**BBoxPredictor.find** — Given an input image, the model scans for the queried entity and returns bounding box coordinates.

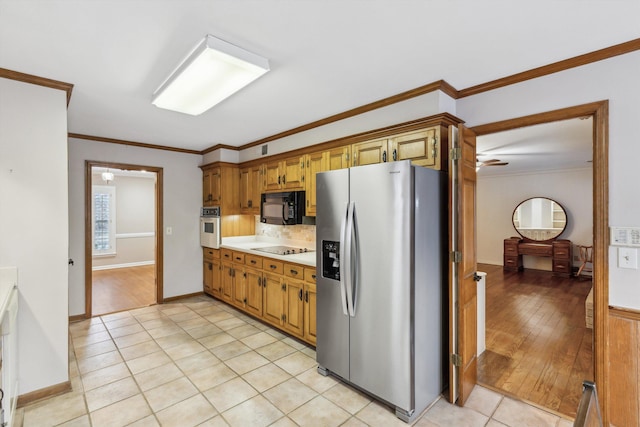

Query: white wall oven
[200,206,221,249]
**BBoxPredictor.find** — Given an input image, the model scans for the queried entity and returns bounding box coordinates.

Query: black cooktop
[252,245,314,256]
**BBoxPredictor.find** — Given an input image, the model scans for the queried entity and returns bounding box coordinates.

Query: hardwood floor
[477,263,593,418]
[92,265,156,316]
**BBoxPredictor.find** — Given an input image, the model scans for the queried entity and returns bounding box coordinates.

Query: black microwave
[260,191,306,225]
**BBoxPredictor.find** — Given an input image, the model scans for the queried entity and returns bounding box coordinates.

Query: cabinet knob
[290,269,298,275]
[382,150,387,162]
[393,149,397,161]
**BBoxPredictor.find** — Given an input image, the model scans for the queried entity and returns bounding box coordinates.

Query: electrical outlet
[166,227,172,236]
[618,247,638,269]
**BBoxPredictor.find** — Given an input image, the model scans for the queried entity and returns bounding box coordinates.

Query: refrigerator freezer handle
[338,202,350,316]
[345,201,356,317]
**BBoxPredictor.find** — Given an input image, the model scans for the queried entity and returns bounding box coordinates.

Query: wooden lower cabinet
[263,272,284,326]
[204,250,317,346]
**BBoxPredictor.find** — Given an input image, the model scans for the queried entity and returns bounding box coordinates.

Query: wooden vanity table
[504,197,572,277]
[503,237,572,277]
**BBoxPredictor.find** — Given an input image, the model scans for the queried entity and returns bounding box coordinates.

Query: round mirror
[512,197,567,241]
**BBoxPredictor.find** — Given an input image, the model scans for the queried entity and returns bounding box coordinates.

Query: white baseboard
[92,260,155,271]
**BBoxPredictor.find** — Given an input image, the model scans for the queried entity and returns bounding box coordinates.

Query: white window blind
[92,185,116,256]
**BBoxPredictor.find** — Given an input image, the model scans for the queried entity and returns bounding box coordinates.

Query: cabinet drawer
[553,244,571,259]
[504,256,521,268]
[553,261,571,273]
[246,254,263,269]
[304,268,317,283]
[203,248,219,260]
[221,249,233,261]
[504,245,518,256]
[232,251,246,264]
[284,263,304,279]
[264,259,284,274]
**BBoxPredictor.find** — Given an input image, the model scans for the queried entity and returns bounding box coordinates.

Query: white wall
[68,139,202,315]
[457,50,640,310]
[0,78,69,394]
[477,168,592,269]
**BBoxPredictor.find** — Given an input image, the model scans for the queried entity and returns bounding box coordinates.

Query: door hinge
[450,251,462,263]
[450,147,461,161]
[450,353,462,367]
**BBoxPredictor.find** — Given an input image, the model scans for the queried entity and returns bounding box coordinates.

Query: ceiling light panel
[152,35,270,115]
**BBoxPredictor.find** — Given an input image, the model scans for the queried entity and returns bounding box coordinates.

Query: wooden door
[250,164,262,213]
[211,258,222,297]
[305,151,325,216]
[327,146,351,170]
[221,261,234,303]
[283,278,305,336]
[232,264,245,309]
[264,161,281,191]
[352,138,387,166]
[449,124,478,405]
[239,167,251,213]
[390,128,438,168]
[304,282,317,345]
[263,272,283,326]
[245,267,263,317]
[202,169,212,205]
[210,167,222,205]
[282,156,305,190]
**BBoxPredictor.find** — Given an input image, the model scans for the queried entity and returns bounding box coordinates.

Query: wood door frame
[470,100,609,423]
[84,160,164,317]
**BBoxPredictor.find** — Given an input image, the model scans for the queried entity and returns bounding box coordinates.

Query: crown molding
[0,67,74,106]
[68,133,201,155]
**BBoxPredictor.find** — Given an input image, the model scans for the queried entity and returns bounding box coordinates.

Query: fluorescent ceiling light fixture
[152,34,270,115]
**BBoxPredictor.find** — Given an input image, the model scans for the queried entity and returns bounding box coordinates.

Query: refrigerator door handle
[345,201,356,317]
[338,202,350,316]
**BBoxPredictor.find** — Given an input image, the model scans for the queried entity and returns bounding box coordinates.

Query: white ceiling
[476,117,593,177]
[1,1,639,153]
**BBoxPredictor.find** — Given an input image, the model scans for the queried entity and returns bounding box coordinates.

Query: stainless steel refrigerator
[316,160,444,423]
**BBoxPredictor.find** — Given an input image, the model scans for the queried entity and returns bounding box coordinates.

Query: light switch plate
[166,227,172,236]
[618,247,638,269]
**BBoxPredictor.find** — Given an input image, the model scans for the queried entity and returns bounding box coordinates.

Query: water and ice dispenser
[322,240,340,280]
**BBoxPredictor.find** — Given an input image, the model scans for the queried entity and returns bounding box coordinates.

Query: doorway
[84,161,164,317]
[469,101,609,419]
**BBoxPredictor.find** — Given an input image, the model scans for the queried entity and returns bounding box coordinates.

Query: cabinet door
[264,161,281,191]
[282,156,305,190]
[232,264,245,309]
[211,258,222,297]
[305,151,325,216]
[283,278,305,337]
[203,260,213,295]
[210,167,222,205]
[221,262,234,303]
[245,267,263,317]
[239,167,251,213]
[327,146,351,171]
[250,164,262,214]
[390,128,439,168]
[263,272,283,326]
[304,282,317,345]
[352,138,387,166]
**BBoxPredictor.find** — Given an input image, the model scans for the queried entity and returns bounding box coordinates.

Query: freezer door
[348,161,414,411]
[316,168,350,380]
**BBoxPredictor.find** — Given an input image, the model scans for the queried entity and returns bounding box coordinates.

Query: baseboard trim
[69,314,87,322]
[163,292,204,303]
[17,381,72,408]
[92,261,155,271]
[609,305,640,321]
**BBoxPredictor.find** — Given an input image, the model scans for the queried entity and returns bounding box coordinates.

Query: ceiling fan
[476,158,509,170]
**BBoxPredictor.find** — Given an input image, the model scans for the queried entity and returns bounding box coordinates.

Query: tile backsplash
[254,216,316,244]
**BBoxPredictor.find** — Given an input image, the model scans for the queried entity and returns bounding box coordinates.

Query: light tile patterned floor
[15,296,575,426]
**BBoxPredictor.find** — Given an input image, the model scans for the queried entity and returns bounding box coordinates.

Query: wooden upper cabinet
[264,160,281,192]
[203,167,221,206]
[327,146,351,171]
[351,138,388,167]
[201,164,239,214]
[240,164,262,214]
[263,156,305,192]
[390,128,439,168]
[282,156,305,190]
[305,151,326,216]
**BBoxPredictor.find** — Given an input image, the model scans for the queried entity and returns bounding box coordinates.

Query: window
[92,185,116,256]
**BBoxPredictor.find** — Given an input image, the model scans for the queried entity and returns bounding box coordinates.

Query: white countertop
[220,236,317,267]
